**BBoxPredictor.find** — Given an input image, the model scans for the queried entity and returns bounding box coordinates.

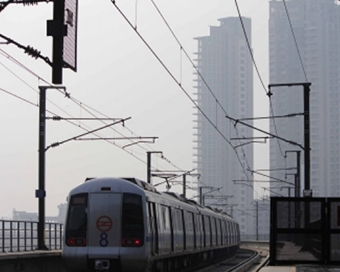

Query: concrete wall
[0,251,68,272]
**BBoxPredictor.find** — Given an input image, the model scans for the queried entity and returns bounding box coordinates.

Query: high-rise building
[193,17,254,238]
[269,0,340,197]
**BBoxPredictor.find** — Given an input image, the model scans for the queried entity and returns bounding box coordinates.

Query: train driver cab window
[122,193,144,247]
[65,193,88,246]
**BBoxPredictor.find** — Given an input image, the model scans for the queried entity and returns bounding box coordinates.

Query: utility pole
[147,151,162,184]
[37,86,48,250]
[268,83,312,197]
[199,186,203,205]
[37,86,67,250]
[37,86,127,250]
[183,174,186,198]
[256,202,259,241]
[286,150,301,197]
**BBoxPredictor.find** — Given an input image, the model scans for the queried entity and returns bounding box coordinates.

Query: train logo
[96,216,112,247]
[96,216,113,232]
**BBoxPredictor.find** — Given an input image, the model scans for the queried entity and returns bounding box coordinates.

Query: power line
[234,0,267,95]
[0,48,192,176]
[282,0,308,82]
[0,50,178,171]
[112,0,251,180]
[234,0,289,161]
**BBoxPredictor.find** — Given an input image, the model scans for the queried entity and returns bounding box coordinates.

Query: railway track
[195,245,269,272]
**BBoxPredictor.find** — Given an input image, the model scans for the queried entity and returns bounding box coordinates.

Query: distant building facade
[269,0,340,197]
[12,203,67,223]
[193,17,254,238]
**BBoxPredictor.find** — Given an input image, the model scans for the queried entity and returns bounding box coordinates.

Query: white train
[62,177,240,272]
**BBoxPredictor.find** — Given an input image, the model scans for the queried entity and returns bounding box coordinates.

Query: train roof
[81,177,235,219]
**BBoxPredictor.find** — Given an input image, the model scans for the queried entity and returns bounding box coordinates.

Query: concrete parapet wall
[0,251,68,272]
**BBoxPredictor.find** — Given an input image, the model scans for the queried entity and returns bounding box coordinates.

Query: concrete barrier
[0,251,68,272]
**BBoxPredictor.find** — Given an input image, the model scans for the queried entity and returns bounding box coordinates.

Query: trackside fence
[270,197,340,265]
[0,220,63,252]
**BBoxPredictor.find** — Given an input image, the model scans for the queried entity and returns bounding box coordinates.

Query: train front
[62,178,149,272]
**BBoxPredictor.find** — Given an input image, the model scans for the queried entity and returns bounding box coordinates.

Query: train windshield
[65,193,88,246]
[121,193,144,247]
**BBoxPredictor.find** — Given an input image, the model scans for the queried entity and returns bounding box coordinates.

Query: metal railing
[0,220,63,252]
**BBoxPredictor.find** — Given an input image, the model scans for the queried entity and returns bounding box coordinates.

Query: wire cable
[115,0,251,180]
[282,0,308,82]
[234,0,267,95]
[0,47,189,175]
[234,0,287,160]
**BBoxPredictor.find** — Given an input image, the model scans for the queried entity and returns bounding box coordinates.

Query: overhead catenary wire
[234,0,267,95]
[0,84,149,165]
[117,0,252,181]
[0,57,187,184]
[0,46,191,178]
[0,50,177,170]
[234,0,287,160]
[282,0,308,82]
[150,0,256,160]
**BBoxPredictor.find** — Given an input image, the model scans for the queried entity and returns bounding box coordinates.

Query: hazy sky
[0,0,269,218]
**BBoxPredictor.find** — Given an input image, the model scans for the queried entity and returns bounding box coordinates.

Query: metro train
[62,177,240,272]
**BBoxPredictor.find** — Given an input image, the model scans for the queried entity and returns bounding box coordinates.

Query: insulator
[24,46,40,59]
[51,142,60,148]
[52,116,62,121]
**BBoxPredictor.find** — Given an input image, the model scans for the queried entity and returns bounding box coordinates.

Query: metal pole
[303,84,311,195]
[199,187,203,205]
[256,202,259,241]
[297,151,301,197]
[147,152,151,184]
[268,83,311,196]
[37,86,47,250]
[146,151,162,184]
[183,174,186,198]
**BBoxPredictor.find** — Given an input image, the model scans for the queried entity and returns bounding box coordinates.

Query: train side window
[226,221,230,245]
[191,212,196,249]
[176,209,183,231]
[202,215,206,247]
[211,217,216,246]
[222,220,226,245]
[181,210,186,250]
[204,215,211,246]
[218,219,222,245]
[169,207,174,251]
[231,223,235,245]
[147,202,158,254]
[208,216,212,246]
[162,205,170,230]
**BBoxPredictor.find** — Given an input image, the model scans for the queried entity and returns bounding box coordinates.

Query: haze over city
[0,0,269,219]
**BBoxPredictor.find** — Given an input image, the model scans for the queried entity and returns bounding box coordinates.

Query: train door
[161,205,172,252]
[196,213,203,249]
[211,218,216,246]
[87,193,122,258]
[185,211,194,251]
[147,202,158,255]
[173,208,184,252]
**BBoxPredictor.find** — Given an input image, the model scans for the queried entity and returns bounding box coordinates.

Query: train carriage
[62,177,240,272]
